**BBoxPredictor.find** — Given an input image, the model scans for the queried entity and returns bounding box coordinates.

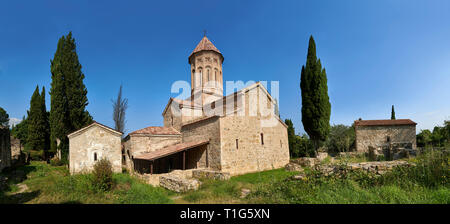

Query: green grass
[1,150,448,204]
[0,161,173,204]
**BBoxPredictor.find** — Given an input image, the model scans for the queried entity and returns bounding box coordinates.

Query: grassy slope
[1,151,448,204]
[0,161,173,204]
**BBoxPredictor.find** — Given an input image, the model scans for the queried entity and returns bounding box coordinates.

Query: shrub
[50,157,64,166]
[92,158,114,191]
[382,149,449,188]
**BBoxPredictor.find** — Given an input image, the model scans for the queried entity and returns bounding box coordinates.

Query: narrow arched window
[214,71,217,86]
[207,69,210,82]
[192,69,196,87]
[236,139,239,149]
[260,133,264,145]
[94,152,98,161]
[199,70,203,87]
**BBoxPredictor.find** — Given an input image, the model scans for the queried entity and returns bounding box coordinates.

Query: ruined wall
[10,136,23,161]
[69,125,122,174]
[181,116,221,170]
[0,127,11,172]
[218,86,289,175]
[355,125,417,152]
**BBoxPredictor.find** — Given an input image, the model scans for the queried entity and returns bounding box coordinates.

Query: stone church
[68,36,289,176]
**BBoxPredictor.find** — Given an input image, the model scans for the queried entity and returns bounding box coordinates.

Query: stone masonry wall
[69,125,122,174]
[219,86,289,175]
[181,116,221,170]
[355,125,416,152]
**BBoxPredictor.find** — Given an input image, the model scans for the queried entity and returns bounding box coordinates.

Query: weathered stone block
[285,163,304,172]
[192,169,230,180]
[291,157,318,167]
[159,175,200,192]
[316,152,329,162]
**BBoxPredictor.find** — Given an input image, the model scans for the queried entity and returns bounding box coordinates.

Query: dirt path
[13,183,29,194]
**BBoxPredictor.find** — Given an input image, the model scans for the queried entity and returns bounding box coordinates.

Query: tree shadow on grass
[0,190,41,204]
[61,200,83,204]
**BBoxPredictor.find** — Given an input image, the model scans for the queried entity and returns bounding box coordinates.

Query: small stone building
[0,126,12,172]
[354,119,417,152]
[68,122,123,174]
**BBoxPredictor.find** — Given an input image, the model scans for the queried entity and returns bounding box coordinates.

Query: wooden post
[183,150,186,170]
[206,147,209,168]
[150,161,153,175]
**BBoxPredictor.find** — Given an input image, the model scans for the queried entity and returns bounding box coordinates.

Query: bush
[92,158,114,191]
[49,157,64,166]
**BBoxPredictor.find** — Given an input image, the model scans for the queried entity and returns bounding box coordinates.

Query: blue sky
[1,0,449,135]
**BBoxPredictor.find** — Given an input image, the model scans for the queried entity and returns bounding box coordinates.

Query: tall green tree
[300,35,331,151]
[285,119,297,158]
[0,107,9,127]
[41,87,51,157]
[50,32,93,159]
[27,86,49,159]
[391,105,396,120]
[417,129,432,147]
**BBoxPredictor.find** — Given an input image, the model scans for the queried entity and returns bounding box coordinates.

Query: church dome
[189,36,224,63]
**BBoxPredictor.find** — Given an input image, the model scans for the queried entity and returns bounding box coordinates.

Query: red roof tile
[134,140,209,161]
[189,36,223,63]
[130,126,180,135]
[354,119,417,127]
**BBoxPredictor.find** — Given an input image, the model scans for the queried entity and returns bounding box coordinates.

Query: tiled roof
[133,140,209,161]
[172,98,202,108]
[189,36,223,62]
[67,121,122,138]
[354,119,417,127]
[129,126,181,135]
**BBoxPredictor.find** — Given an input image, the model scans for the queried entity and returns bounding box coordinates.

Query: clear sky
[1,0,449,135]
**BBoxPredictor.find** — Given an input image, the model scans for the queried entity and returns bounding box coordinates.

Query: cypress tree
[64,32,92,130]
[391,105,396,120]
[27,86,47,159]
[300,36,331,151]
[41,87,51,158]
[50,32,92,160]
[50,35,70,156]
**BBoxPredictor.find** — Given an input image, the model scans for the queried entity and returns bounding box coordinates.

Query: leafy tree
[11,115,28,145]
[50,32,93,159]
[432,126,444,147]
[326,124,355,153]
[0,107,9,127]
[26,86,49,159]
[417,129,432,147]
[300,35,331,151]
[297,134,316,157]
[391,105,396,120]
[112,85,128,134]
[444,120,450,145]
[285,119,297,158]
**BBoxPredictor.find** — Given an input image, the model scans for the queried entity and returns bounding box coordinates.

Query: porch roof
[133,139,209,161]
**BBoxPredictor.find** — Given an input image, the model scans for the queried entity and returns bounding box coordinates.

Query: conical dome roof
[189,36,223,63]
